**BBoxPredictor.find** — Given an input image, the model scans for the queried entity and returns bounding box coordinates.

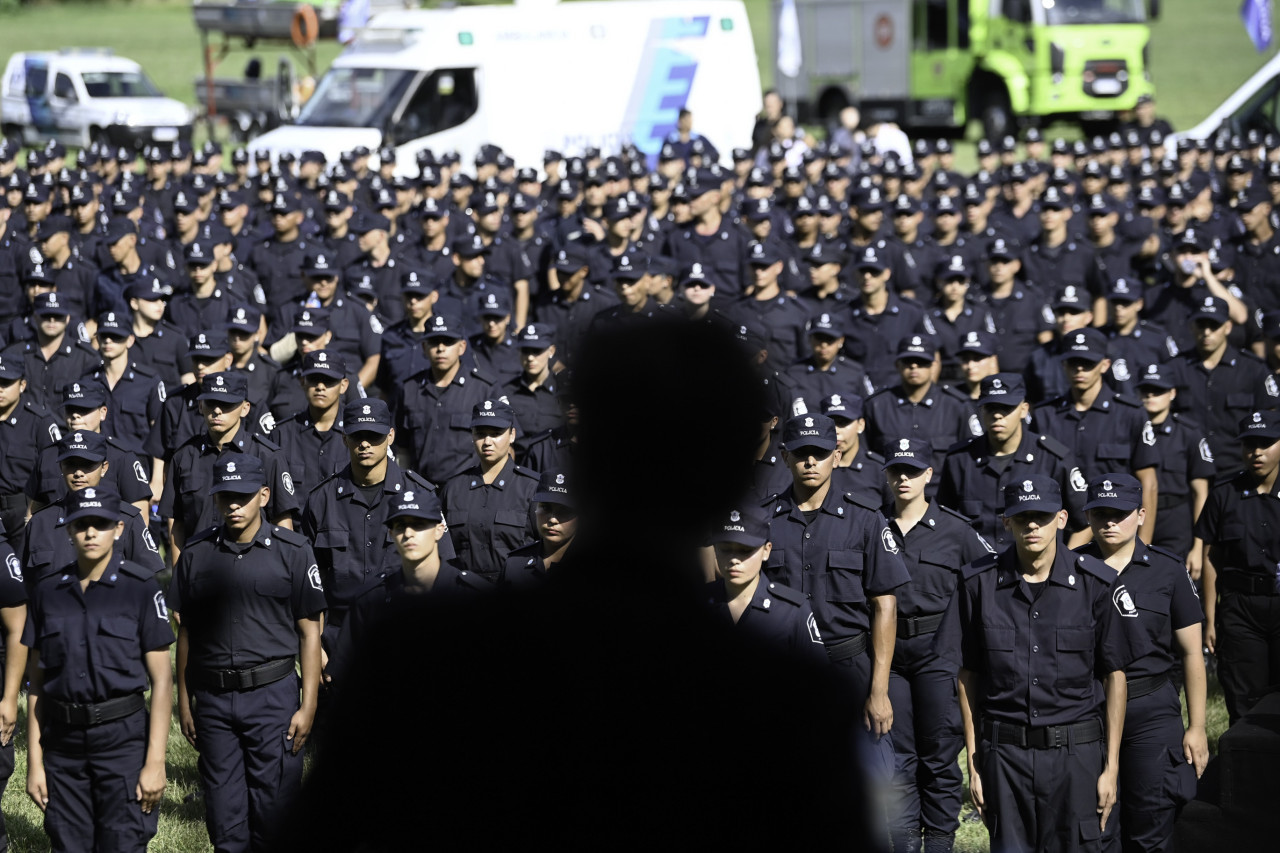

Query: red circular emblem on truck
[875,14,893,48]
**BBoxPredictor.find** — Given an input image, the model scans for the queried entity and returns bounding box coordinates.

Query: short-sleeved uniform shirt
[764,486,911,642]
[168,523,325,670]
[24,498,163,584]
[1074,540,1202,680]
[951,542,1147,726]
[1195,473,1280,581]
[23,557,173,704]
[705,576,829,667]
[160,428,300,532]
[0,536,28,655]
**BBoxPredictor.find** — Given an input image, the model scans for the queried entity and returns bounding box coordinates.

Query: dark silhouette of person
[278,320,876,850]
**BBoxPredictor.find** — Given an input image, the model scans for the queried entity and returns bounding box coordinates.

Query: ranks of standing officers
[0,115,1276,851]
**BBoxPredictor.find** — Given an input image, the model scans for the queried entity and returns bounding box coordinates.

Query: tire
[981,94,1012,142]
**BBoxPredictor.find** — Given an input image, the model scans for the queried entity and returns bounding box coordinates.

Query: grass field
[0,1,1256,850]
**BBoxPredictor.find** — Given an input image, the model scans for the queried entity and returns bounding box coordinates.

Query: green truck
[774,0,1160,138]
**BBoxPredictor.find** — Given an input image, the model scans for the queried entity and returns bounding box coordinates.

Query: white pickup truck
[1,49,193,151]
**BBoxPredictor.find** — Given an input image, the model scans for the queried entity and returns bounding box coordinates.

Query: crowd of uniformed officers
[0,103,1278,851]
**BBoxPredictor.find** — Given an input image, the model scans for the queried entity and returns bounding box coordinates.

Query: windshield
[296,67,414,128]
[1042,0,1146,25]
[81,71,163,98]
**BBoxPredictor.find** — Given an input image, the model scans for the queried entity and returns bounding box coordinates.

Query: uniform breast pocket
[763,547,787,583]
[1055,626,1096,688]
[1097,443,1131,465]
[449,413,473,432]
[982,625,1018,689]
[94,616,138,673]
[826,550,866,604]
[314,529,350,554]
[254,574,293,601]
[1135,590,1173,637]
[37,622,68,669]
[27,549,56,576]
[494,509,528,542]
[912,558,961,611]
[960,500,984,521]
[1226,392,1255,412]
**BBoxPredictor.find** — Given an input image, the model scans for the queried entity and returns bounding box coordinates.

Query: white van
[247,0,761,171]
[1169,52,1280,144]
[1,49,193,150]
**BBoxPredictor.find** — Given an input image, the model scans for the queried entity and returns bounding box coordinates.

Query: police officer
[330,487,490,686]
[301,398,440,659]
[170,453,324,853]
[938,373,1090,549]
[846,246,926,391]
[864,334,978,496]
[24,436,163,585]
[1134,364,1215,562]
[1077,473,1207,853]
[785,312,873,414]
[502,469,579,590]
[161,372,299,566]
[272,351,353,498]
[24,486,173,852]
[87,310,165,452]
[395,314,496,485]
[765,412,910,799]
[5,292,99,412]
[821,392,888,507]
[440,399,538,581]
[0,530,27,852]
[948,476,1145,853]
[125,276,187,392]
[1032,327,1160,537]
[882,438,994,853]
[27,379,153,516]
[500,323,562,454]
[0,352,60,542]
[705,505,827,664]
[1197,410,1280,724]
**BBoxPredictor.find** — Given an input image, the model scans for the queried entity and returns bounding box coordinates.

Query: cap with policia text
[977,373,1026,407]
[60,486,121,526]
[197,372,249,403]
[708,506,770,548]
[1003,475,1063,516]
[301,350,346,380]
[1083,473,1142,512]
[820,393,863,421]
[385,488,445,524]
[1237,410,1280,441]
[210,453,266,493]
[517,323,556,350]
[471,398,516,430]
[532,469,574,507]
[342,399,394,435]
[882,437,931,470]
[56,430,109,464]
[779,413,839,452]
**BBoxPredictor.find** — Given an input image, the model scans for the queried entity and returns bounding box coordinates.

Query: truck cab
[777,0,1156,137]
[1,50,193,151]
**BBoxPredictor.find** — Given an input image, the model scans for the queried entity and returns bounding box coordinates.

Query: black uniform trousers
[887,631,963,840]
[1215,586,1280,723]
[1118,680,1196,853]
[192,674,304,853]
[831,643,897,846]
[979,727,1119,853]
[40,707,157,853]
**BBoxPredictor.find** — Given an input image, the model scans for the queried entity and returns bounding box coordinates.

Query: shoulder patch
[766,582,806,608]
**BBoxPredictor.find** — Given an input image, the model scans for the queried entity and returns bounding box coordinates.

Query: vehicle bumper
[103,123,194,151]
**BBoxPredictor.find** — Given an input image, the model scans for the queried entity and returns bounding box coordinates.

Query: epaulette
[185,525,220,546]
[949,435,981,454]
[962,552,998,579]
[1072,550,1118,582]
[1112,393,1141,408]
[118,559,154,580]
[401,469,437,491]
[513,465,539,480]
[251,433,281,452]
[1037,433,1071,459]
[940,383,971,403]
[1146,543,1187,566]
[764,581,806,608]
[843,490,881,512]
[270,526,308,547]
[120,502,143,519]
[24,399,53,417]
[128,361,158,377]
[938,504,974,523]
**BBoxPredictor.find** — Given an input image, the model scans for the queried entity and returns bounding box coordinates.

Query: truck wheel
[982,95,1013,141]
[0,124,21,145]
[89,126,105,148]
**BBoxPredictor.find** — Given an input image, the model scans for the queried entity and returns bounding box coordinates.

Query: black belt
[898,612,945,639]
[983,717,1103,749]
[44,693,144,727]
[0,493,24,513]
[1127,673,1168,700]
[194,657,295,691]
[825,632,868,662]
[1218,572,1279,596]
